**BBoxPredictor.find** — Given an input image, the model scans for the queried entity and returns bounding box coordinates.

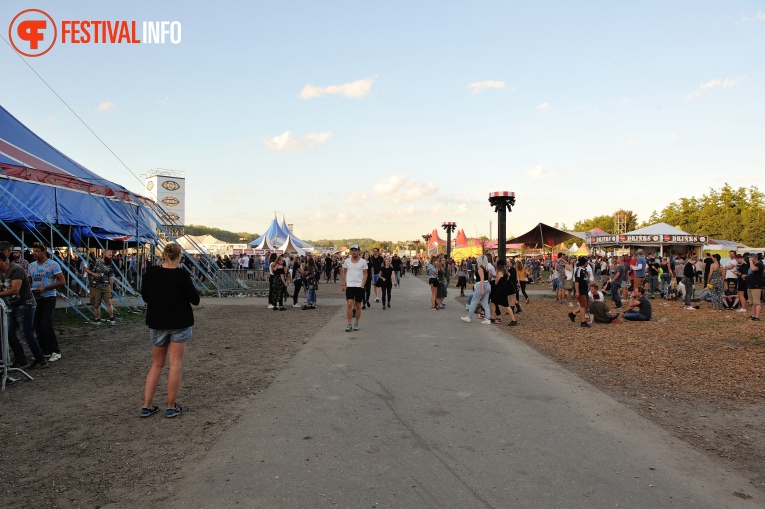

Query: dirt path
[1,303,337,509]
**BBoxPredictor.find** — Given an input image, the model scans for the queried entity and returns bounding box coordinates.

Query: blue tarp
[0,105,158,244]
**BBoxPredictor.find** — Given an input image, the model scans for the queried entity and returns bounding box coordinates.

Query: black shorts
[429,277,439,287]
[345,287,365,303]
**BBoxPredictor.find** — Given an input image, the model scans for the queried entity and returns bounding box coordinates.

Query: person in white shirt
[341,245,368,332]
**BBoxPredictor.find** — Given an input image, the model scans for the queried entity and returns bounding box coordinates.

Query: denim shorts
[150,327,193,347]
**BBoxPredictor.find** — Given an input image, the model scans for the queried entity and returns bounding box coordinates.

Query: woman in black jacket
[140,243,200,419]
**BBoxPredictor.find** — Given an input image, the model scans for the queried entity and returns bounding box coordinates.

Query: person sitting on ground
[588,284,604,303]
[722,281,740,309]
[666,280,686,301]
[588,292,620,324]
[697,284,715,303]
[623,286,652,321]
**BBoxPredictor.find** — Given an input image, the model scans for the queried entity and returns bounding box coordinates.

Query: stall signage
[662,234,707,243]
[589,234,707,244]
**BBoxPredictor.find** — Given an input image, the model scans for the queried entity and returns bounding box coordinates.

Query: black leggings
[364,279,372,303]
[381,283,392,305]
[518,281,528,300]
[292,280,303,305]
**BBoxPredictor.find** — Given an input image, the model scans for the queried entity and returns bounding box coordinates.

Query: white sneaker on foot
[293,304,301,308]
[48,352,62,362]
[268,304,274,309]
[460,316,472,323]
[737,308,747,313]
[685,306,697,310]
[480,319,492,325]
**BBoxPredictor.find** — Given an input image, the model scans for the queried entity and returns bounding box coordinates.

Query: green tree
[573,214,615,234]
[184,224,259,244]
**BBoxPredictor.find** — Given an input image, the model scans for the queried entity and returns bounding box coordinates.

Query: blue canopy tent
[0,105,157,246]
[250,213,314,252]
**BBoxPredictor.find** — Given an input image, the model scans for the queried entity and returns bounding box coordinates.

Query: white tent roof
[623,222,690,236]
[567,243,579,253]
[278,235,306,255]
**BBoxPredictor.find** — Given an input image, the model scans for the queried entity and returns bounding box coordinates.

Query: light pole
[488,191,516,263]
[442,222,456,260]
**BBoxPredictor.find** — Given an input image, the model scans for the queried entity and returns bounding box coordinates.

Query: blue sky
[1,1,763,242]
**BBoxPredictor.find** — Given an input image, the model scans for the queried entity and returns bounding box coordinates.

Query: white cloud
[526,164,556,180]
[619,137,641,149]
[686,77,739,100]
[468,80,506,95]
[619,98,630,106]
[300,77,375,99]
[97,101,116,112]
[158,96,170,106]
[263,131,332,152]
[536,102,551,112]
[756,12,765,20]
[372,175,437,204]
[346,192,368,206]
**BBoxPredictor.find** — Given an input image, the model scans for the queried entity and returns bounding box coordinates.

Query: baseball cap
[350,244,360,250]
[11,246,22,252]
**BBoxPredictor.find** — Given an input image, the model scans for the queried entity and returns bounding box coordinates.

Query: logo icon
[161,212,180,223]
[9,9,57,57]
[146,181,154,190]
[161,180,181,191]
[161,196,180,207]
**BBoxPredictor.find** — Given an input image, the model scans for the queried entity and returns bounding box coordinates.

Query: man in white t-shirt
[341,244,368,332]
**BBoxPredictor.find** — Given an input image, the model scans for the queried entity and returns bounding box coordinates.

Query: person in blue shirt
[29,243,66,361]
[632,249,647,291]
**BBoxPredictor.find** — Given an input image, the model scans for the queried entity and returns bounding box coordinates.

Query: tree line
[568,184,765,247]
[184,224,260,244]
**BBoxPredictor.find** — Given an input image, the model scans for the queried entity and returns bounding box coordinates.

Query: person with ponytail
[140,243,200,419]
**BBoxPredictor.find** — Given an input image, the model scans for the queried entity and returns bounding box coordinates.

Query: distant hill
[184,224,259,244]
[306,238,393,252]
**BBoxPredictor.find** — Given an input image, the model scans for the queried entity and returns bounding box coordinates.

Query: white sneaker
[737,308,747,313]
[685,306,697,310]
[568,302,574,307]
[293,304,301,308]
[48,352,62,362]
[460,316,472,323]
[480,319,492,324]
[268,304,274,309]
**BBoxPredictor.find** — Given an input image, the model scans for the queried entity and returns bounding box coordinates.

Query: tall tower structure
[144,169,186,239]
[613,211,627,235]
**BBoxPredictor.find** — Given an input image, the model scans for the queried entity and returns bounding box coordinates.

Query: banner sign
[589,234,707,244]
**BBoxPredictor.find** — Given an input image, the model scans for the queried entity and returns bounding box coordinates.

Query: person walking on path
[461,255,492,324]
[341,244,368,331]
[302,257,319,310]
[436,258,448,309]
[491,260,517,326]
[378,258,394,309]
[370,248,384,303]
[391,254,402,288]
[568,256,591,327]
[515,260,529,304]
[362,251,373,309]
[140,243,200,419]
[28,242,66,361]
[427,256,440,310]
[456,260,467,296]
